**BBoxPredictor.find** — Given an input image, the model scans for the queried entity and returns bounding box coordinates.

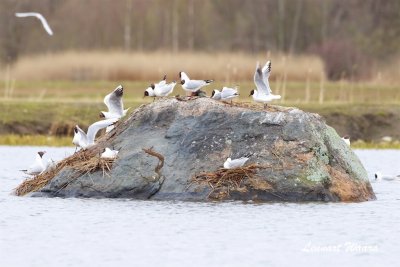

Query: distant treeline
[0,0,399,79]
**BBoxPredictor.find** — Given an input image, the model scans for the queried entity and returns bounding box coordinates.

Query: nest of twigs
[15,147,115,196]
[190,164,272,200]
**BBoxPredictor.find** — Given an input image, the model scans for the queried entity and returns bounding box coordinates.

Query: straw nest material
[190,164,273,200]
[15,147,114,196]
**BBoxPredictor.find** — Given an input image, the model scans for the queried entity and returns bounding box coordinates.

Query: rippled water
[1,146,399,267]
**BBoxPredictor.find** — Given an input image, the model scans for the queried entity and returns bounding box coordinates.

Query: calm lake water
[1,146,399,267]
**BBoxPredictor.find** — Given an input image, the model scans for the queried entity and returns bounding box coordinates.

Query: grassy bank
[0,135,72,147]
[0,80,399,146]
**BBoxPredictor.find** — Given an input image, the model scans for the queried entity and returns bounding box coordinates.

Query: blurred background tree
[0,0,399,80]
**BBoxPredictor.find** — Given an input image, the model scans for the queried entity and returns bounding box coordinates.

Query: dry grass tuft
[15,146,114,196]
[190,164,272,200]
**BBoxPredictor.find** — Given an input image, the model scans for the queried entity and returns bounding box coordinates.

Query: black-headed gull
[223,157,249,169]
[15,12,53,36]
[179,71,213,95]
[153,81,177,97]
[101,147,119,159]
[341,135,350,146]
[73,118,118,150]
[250,61,281,108]
[145,81,177,98]
[144,87,156,98]
[212,86,239,102]
[374,172,400,182]
[144,75,171,98]
[20,151,46,175]
[100,85,129,119]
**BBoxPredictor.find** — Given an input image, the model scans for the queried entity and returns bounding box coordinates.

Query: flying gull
[15,12,53,36]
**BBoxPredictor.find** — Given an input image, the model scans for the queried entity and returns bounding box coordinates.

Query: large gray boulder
[34,98,375,202]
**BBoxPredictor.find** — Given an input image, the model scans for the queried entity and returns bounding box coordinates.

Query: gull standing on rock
[179,71,213,95]
[20,151,46,175]
[250,61,281,108]
[212,87,239,103]
[15,12,53,36]
[223,157,249,169]
[144,81,177,98]
[73,118,119,150]
[144,75,172,98]
[101,148,119,159]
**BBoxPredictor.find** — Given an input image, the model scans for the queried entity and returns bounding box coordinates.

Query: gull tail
[204,80,214,84]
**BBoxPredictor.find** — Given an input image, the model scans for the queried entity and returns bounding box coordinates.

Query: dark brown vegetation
[15,144,113,196]
[190,164,272,200]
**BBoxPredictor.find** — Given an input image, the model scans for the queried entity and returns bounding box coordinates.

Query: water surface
[1,146,399,267]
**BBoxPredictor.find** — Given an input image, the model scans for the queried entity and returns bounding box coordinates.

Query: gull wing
[75,125,86,136]
[221,87,238,98]
[15,12,53,36]
[104,85,124,116]
[230,157,249,168]
[87,118,118,145]
[156,75,167,87]
[156,82,176,96]
[253,63,270,96]
[185,80,207,90]
[262,61,272,93]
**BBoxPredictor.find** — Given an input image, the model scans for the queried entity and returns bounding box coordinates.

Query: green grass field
[3,80,400,104]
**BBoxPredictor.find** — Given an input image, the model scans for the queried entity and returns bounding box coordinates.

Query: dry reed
[15,146,114,196]
[3,50,324,82]
[190,164,272,200]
